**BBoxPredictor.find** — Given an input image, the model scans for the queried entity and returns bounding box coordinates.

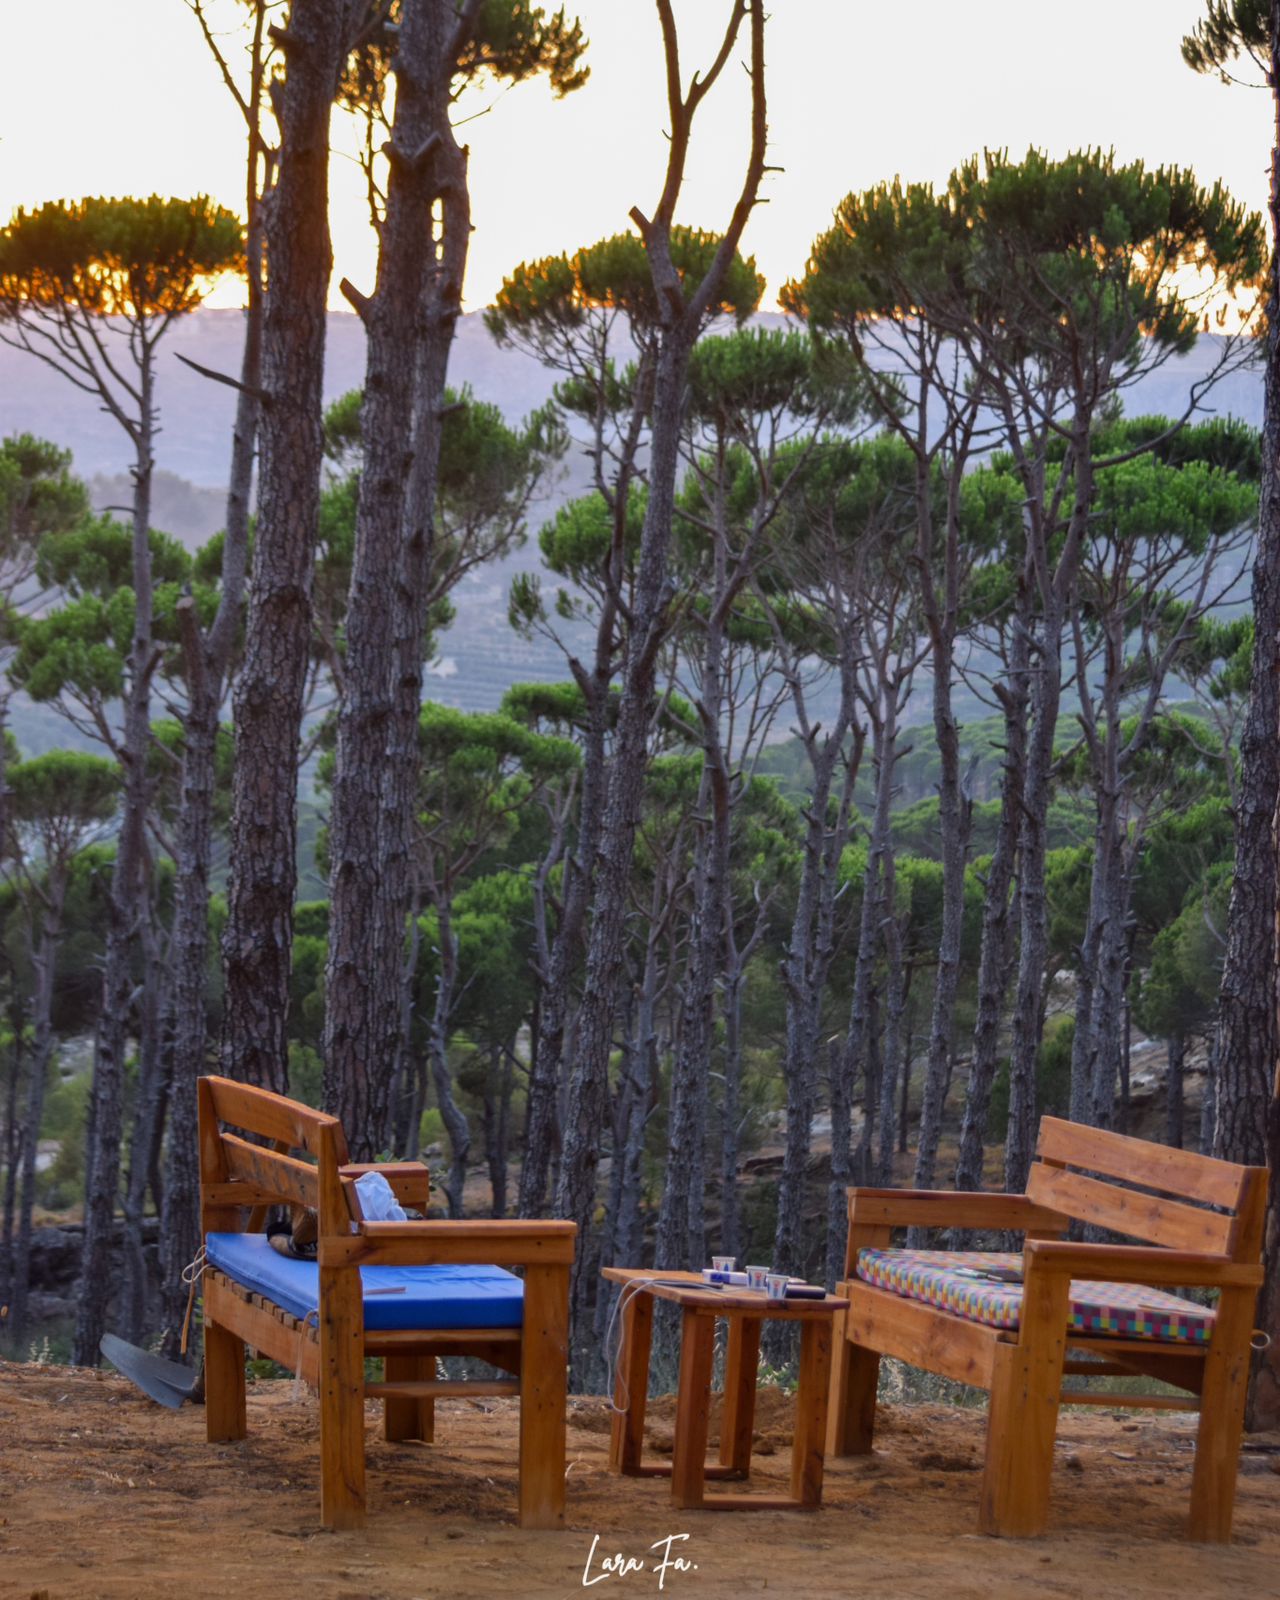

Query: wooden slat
[1027,1164,1234,1254]
[1024,1239,1261,1287]
[847,1188,1069,1235]
[697,1492,813,1512]
[1064,1339,1205,1394]
[383,1354,434,1445]
[201,1074,344,1161]
[202,1181,281,1210]
[323,1220,576,1269]
[204,1271,318,1385]
[222,1133,320,1212]
[364,1326,522,1348]
[1059,1390,1199,1411]
[842,1281,1000,1391]
[1035,1116,1249,1210]
[198,1078,240,1236]
[366,1380,518,1399]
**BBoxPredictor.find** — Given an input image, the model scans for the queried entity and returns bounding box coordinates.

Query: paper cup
[745,1266,770,1292]
[764,1273,790,1302]
[711,1255,735,1273]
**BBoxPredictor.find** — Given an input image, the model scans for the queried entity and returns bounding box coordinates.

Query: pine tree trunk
[878,908,908,1186]
[323,2,461,1155]
[427,901,469,1215]
[828,703,897,1281]
[1166,1032,1185,1150]
[9,893,62,1343]
[0,1023,21,1310]
[955,627,1029,1190]
[1223,3,1280,1430]
[555,330,697,1319]
[773,709,857,1291]
[911,626,969,1196]
[376,26,474,1166]
[74,375,156,1367]
[655,610,731,1272]
[519,684,608,1216]
[121,901,167,1344]
[221,0,351,1093]
[159,162,260,1354]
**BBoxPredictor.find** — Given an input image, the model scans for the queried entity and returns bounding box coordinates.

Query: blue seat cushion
[205,1232,524,1331]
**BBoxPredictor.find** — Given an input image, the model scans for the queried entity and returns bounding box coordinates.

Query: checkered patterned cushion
[855,1248,1214,1345]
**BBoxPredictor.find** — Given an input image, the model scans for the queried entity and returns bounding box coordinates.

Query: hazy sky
[1,1,1272,313]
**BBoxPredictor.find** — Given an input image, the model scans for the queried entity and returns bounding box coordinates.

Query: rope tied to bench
[179,1246,208,1357]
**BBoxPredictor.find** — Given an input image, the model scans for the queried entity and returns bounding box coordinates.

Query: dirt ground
[0,1359,1277,1600]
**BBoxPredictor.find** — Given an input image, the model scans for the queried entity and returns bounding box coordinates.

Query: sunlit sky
[1,1,1272,315]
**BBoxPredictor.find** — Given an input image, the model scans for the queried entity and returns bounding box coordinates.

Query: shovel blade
[100,1333,198,1409]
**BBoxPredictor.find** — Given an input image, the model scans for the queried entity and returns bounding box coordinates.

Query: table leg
[718,1316,760,1477]
[609,1285,654,1476]
[671,1309,715,1510]
[790,1315,833,1507]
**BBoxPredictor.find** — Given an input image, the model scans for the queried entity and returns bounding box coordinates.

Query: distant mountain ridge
[0,311,1266,757]
[0,309,1265,499]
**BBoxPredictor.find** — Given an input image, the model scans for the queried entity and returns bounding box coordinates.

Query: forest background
[0,0,1278,1428]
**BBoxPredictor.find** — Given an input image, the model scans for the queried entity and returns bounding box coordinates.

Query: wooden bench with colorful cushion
[197,1075,576,1530]
[827,1117,1267,1541]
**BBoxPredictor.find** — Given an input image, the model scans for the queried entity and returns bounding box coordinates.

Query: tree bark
[955,623,1029,1190]
[1220,0,1280,1430]
[828,698,898,1283]
[324,0,476,1156]
[8,883,64,1343]
[74,355,156,1367]
[221,0,354,1093]
[426,900,469,1216]
[552,0,767,1366]
[1166,1031,1186,1150]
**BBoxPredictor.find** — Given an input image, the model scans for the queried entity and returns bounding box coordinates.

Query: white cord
[604,1278,706,1416]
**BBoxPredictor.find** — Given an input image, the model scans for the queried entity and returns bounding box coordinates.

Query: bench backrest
[198,1075,351,1237]
[1025,1116,1266,1261]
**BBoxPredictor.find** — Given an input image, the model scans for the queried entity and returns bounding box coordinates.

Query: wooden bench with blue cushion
[827,1116,1267,1541]
[197,1075,576,1530]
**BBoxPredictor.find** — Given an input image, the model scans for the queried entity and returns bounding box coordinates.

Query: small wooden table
[602,1267,849,1512]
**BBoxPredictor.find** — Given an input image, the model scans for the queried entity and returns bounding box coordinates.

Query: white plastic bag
[354,1170,408,1222]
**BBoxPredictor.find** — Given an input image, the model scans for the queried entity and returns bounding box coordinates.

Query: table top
[602,1266,849,1317]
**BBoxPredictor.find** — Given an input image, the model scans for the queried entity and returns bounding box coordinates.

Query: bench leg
[519,1264,568,1529]
[978,1273,1068,1538]
[318,1267,366,1530]
[1189,1287,1253,1542]
[827,1300,879,1456]
[204,1317,246,1442]
[384,1355,435,1444]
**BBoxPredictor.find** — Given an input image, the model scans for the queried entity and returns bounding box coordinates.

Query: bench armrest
[1024,1239,1263,1289]
[339,1161,430,1212]
[848,1188,1068,1235]
[319,1218,577,1269]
